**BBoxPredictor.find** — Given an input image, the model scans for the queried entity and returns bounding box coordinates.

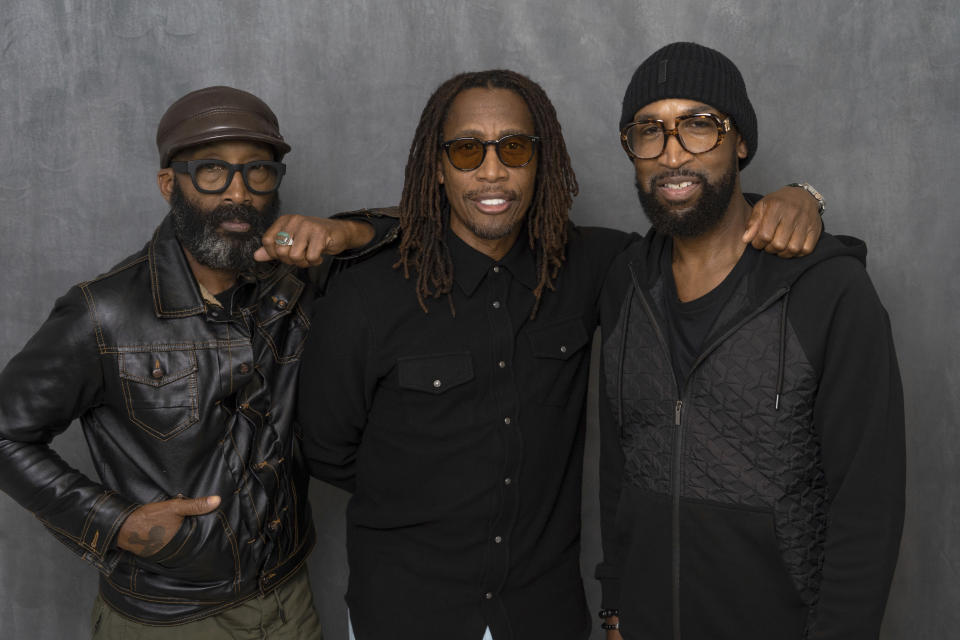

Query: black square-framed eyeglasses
[170,159,286,195]
[620,113,732,160]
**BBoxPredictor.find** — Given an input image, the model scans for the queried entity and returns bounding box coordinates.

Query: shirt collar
[448,226,538,296]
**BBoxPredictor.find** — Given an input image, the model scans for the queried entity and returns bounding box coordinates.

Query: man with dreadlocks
[297,69,823,640]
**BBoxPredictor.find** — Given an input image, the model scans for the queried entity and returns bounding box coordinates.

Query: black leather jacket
[0,212,394,624]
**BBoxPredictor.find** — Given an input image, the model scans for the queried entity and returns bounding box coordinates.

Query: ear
[736,135,748,160]
[157,168,175,203]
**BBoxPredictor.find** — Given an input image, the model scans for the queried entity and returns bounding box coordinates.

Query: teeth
[480,198,506,206]
[664,181,694,190]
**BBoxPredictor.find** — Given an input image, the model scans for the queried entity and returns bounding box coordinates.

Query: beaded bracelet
[598,608,620,630]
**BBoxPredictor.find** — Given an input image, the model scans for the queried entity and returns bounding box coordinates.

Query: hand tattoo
[127,525,167,556]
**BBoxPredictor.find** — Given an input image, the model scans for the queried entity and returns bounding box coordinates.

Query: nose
[475,143,509,182]
[659,131,693,169]
[222,168,252,203]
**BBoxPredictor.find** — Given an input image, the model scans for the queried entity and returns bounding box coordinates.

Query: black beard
[635,167,736,238]
[169,182,280,271]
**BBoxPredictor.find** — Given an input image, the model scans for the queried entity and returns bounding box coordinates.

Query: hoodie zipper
[630,279,686,640]
[628,262,791,640]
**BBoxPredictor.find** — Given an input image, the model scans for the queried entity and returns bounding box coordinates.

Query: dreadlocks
[395,69,579,318]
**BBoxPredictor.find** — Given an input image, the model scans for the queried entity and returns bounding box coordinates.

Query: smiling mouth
[470,194,515,214]
[656,175,702,202]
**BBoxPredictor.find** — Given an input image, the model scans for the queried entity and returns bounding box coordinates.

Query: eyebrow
[445,128,534,140]
[633,104,721,121]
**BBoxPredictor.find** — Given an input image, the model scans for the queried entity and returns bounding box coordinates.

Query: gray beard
[635,167,736,238]
[169,183,280,271]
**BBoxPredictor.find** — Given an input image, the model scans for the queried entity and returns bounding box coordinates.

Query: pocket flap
[397,352,474,394]
[118,350,198,388]
[527,316,589,360]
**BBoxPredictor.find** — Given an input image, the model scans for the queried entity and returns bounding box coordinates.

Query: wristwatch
[788,182,825,216]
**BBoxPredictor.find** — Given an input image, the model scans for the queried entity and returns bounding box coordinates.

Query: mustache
[462,187,520,200]
[206,202,263,228]
[648,168,706,186]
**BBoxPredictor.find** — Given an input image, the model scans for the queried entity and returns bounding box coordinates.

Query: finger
[781,224,811,258]
[260,215,303,262]
[284,227,311,266]
[171,495,221,516]
[267,231,296,263]
[741,205,764,244]
[765,219,795,255]
[304,240,327,266]
[260,217,291,259]
[291,219,334,266]
[751,213,782,250]
[801,226,820,255]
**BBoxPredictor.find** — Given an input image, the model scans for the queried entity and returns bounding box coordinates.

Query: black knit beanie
[620,42,757,168]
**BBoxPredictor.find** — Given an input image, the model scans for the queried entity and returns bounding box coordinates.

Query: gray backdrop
[1,1,956,638]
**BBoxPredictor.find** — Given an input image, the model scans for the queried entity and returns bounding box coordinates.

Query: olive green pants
[91,567,323,639]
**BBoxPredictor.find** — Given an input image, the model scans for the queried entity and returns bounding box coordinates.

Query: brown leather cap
[156,86,291,167]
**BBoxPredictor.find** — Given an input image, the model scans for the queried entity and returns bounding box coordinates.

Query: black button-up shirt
[299,224,633,640]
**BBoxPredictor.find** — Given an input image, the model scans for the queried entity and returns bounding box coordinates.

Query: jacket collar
[147,213,297,318]
[448,226,538,297]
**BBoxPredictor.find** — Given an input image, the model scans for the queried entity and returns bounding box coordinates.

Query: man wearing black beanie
[597,42,904,640]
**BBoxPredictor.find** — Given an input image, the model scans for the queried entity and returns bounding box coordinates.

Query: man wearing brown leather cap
[0,85,392,638]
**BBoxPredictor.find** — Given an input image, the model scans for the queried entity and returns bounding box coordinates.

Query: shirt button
[239,363,250,374]
[492,266,501,273]
[503,417,512,425]
[433,379,442,388]
[498,360,507,369]
[560,345,568,354]
[494,536,503,544]
[504,477,512,486]
[491,301,501,309]
[484,592,494,600]
[151,367,163,379]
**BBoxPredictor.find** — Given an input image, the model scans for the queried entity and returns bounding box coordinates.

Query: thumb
[172,495,221,516]
[742,205,762,243]
[253,246,271,262]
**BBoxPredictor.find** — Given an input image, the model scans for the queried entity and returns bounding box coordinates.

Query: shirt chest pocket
[118,350,200,440]
[526,316,591,407]
[395,352,475,428]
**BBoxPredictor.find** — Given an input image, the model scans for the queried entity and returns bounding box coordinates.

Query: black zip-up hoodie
[597,230,904,640]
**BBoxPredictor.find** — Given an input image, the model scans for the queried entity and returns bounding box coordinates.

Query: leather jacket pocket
[118,350,199,440]
[140,510,239,585]
[526,315,590,407]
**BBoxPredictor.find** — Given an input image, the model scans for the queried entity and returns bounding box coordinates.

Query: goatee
[170,183,280,271]
[635,167,736,238]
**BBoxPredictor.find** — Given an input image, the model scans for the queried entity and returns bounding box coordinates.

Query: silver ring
[275,231,294,247]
